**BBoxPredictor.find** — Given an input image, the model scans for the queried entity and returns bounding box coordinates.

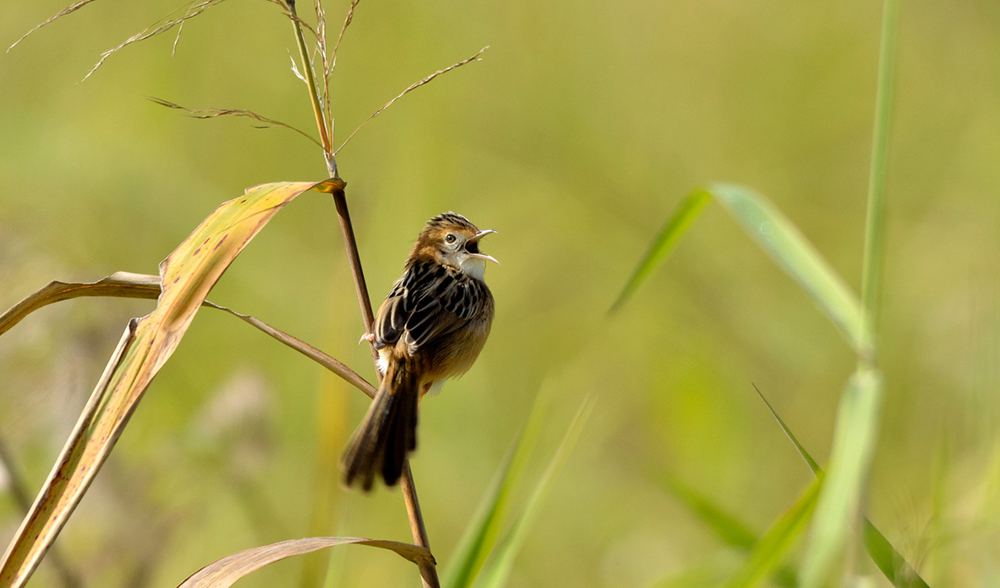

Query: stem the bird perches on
[286,2,439,586]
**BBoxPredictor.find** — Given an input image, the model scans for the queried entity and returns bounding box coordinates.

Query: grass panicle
[148,97,322,147]
[84,0,230,81]
[335,46,489,155]
[7,0,102,52]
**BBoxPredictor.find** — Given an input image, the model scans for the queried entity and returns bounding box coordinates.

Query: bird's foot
[358,332,375,345]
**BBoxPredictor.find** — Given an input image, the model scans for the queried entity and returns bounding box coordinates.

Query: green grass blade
[862,520,929,588]
[647,556,738,588]
[656,474,796,588]
[723,476,821,588]
[799,369,883,588]
[753,384,821,475]
[657,475,757,550]
[611,184,862,350]
[708,183,864,351]
[442,396,546,588]
[859,0,899,353]
[755,385,930,588]
[610,190,712,313]
[473,396,595,588]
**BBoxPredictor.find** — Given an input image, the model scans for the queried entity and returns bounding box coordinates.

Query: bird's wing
[374,260,487,354]
[373,263,427,348]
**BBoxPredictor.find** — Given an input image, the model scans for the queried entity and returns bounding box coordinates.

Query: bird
[342,212,497,491]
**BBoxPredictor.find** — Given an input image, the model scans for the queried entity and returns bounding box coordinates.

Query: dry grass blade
[177,537,434,588]
[0,433,82,588]
[149,97,322,147]
[0,322,135,588]
[0,179,342,588]
[207,302,376,398]
[7,0,101,52]
[0,272,161,338]
[82,0,229,81]
[335,46,489,154]
[0,274,375,397]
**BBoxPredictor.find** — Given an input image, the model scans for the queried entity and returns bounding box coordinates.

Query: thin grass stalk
[328,152,442,588]
[330,191,379,364]
[859,0,898,363]
[847,0,898,578]
[804,2,897,584]
[285,3,440,585]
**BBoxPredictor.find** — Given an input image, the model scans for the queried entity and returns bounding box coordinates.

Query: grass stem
[859,0,899,362]
[286,6,440,583]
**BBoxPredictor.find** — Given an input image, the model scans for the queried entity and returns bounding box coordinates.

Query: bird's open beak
[468,229,499,265]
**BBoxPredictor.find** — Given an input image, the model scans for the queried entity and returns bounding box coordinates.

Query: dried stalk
[328,170,441,588]
[286,2,439,586]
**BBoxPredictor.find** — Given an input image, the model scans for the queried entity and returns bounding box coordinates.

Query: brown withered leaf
[178,537,434,588]
[0,178,344,588]
[0,272,161,337]
[0,271,376,398]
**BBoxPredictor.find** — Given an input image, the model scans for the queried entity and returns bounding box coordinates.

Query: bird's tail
[341,359,420,491]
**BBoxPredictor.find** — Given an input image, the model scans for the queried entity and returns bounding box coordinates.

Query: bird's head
[412,212,498,280]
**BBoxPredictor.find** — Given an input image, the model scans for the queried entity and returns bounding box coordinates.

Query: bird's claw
[358,332,375,345]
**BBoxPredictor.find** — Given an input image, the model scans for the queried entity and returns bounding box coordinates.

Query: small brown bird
[342,212,497,491]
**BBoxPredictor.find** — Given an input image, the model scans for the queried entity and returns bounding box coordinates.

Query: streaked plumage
[342,212,497,491]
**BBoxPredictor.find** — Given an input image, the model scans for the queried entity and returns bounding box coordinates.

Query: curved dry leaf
[178,537,434,588]
[0,272,161,337]
[0,271,375,398]
[0,178,344,588]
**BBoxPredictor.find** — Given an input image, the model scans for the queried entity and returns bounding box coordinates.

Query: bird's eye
[445,233,457,244]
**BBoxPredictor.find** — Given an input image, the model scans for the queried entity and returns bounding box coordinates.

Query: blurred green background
[1,1,999,586]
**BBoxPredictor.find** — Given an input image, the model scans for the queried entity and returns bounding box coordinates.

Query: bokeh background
[1,1,999,586]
